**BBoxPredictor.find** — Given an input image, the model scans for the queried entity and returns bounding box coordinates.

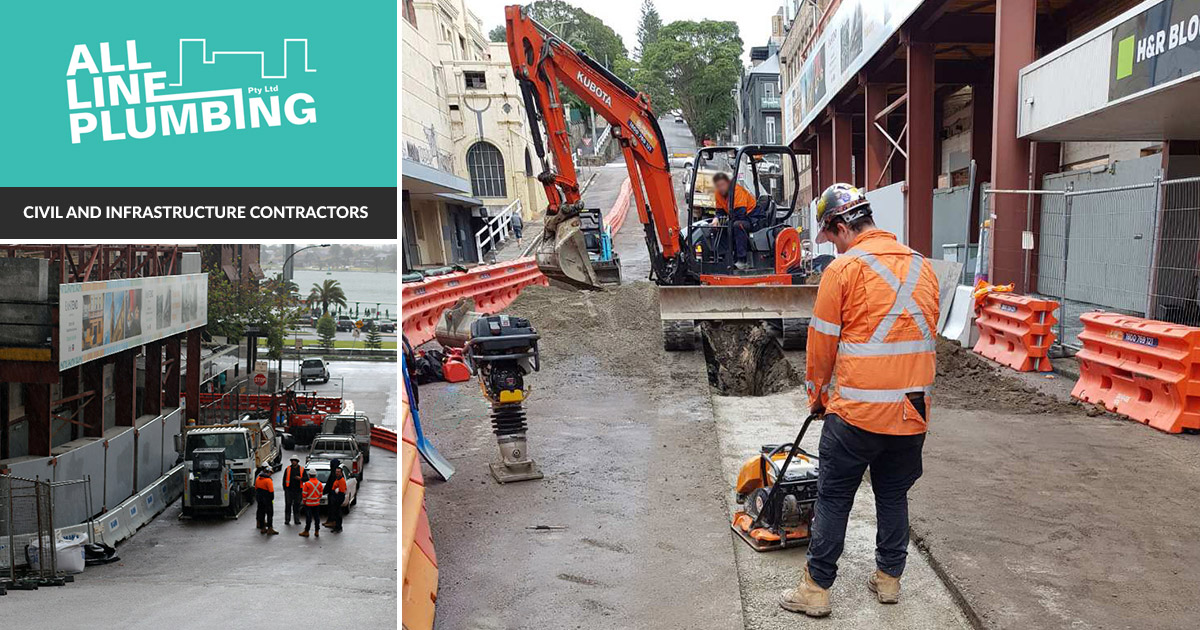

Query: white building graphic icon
[169,38,317,87]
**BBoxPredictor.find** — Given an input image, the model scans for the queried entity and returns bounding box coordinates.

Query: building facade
[402,1,545,271]
[444,42,548,224]
[739,47,782,147]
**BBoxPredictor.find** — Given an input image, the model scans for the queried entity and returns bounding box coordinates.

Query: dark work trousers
[729,208,762,262]
[284,488,302,524]
[329,493,345,531]
[255,490,273,529]
[304,505,322,532]
[806,413,926,589]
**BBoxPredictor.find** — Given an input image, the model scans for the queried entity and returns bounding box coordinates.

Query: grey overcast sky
[467,0,782,65]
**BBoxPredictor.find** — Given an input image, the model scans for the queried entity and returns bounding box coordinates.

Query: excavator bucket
[536,214,603,290]
[658,285,819,351]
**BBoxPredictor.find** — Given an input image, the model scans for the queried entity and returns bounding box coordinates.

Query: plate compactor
[731,413,820,552]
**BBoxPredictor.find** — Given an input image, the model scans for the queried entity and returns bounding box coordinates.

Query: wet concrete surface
[16,362,398,629]
[711,389,972,630]
[419,349,743,630]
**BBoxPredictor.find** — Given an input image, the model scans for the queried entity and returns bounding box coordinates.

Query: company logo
[66,39,318,144]
[576,71,613,107]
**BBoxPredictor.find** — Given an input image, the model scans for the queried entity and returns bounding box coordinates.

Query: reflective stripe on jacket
[805,229,940,435]
[302,478,324,506]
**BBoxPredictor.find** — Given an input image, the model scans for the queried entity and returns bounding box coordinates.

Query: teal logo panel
[0,0,397,187]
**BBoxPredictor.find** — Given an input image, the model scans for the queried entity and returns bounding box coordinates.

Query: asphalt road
[14,361,398,628]
[288,359,400,428]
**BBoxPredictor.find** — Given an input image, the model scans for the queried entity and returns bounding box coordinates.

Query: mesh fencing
[986,175,1200,353]
[1,475,56,581]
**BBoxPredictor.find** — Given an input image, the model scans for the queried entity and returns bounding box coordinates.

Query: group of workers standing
[255,455,349,538]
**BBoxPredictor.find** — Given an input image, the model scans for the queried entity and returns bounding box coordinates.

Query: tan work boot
[266,528,279,536]
[779,565,831,617]
[867,570,901,603]
[299,531,310,538]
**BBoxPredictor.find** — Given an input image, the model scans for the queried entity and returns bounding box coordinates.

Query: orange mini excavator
[504,6,820,350]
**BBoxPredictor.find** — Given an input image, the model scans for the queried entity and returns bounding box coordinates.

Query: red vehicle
[199,389,350,449]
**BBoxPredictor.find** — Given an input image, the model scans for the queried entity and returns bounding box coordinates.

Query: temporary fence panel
[161,407,183,474]
[1,475,55,576]
[866,181,906,246]
[1072,312,1200,433]
[52,437,105,528]
[1151,177,1200,325]
[136,415,164,491]
[1039,156,1162,314]
[973,293,1058,372]
[932,185,972,262]
[103,428,136,513]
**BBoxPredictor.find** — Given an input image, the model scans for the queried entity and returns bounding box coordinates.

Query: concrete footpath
[420,351,744,630]
[712,390,972,630]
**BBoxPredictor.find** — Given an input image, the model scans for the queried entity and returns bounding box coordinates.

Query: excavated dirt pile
[700,321,801,396]
[934,338,1080,415]
[504,282,662,376]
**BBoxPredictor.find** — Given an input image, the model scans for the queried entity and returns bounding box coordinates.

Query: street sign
[253,373,267,387]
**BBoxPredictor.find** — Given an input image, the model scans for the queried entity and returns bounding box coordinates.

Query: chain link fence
[986,174,1200,354]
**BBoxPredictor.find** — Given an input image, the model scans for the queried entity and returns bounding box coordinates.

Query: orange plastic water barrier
[402,380,437,630]
[605,178,633,236]
[402,258,548,346]
[1071,312,1200,433]
[973,293,1058,372]
[371,425,397,453]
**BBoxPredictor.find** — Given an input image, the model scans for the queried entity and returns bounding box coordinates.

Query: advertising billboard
[59,273,208,370]
[783,0,923,145]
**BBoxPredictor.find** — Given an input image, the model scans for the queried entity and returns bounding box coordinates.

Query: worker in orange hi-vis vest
[780,183,940,619]
[299,470,324,539]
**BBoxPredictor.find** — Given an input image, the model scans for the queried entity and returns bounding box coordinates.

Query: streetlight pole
[279,244,330,386]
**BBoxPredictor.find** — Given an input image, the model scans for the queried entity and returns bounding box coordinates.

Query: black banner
[1,187,397,239]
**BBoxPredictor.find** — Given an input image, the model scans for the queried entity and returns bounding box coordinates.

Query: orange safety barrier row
[1071,312,1200,433]
[973,293,1058,372]
[402,258,548,346]
[402,372,437,630]
[371,425,398,453]
[605,177,633,236]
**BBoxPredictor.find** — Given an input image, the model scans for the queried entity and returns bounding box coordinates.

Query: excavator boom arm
[505,5,684,287]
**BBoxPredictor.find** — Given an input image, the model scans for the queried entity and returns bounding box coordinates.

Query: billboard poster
[1108,0,1200,102]
[59,273,208,370]
[783,0,923,144]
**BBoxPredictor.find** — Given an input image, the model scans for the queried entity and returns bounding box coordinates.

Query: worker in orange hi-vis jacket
[780,183,941,619]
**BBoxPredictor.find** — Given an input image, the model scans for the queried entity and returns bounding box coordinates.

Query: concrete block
[0,257,51,346]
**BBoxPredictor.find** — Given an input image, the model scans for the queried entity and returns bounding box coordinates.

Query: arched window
[467,142,506,198]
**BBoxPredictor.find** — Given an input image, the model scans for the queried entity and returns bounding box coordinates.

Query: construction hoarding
[58,273,207,370]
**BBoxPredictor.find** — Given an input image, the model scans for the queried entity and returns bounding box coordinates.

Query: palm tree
[309,279,347,315]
